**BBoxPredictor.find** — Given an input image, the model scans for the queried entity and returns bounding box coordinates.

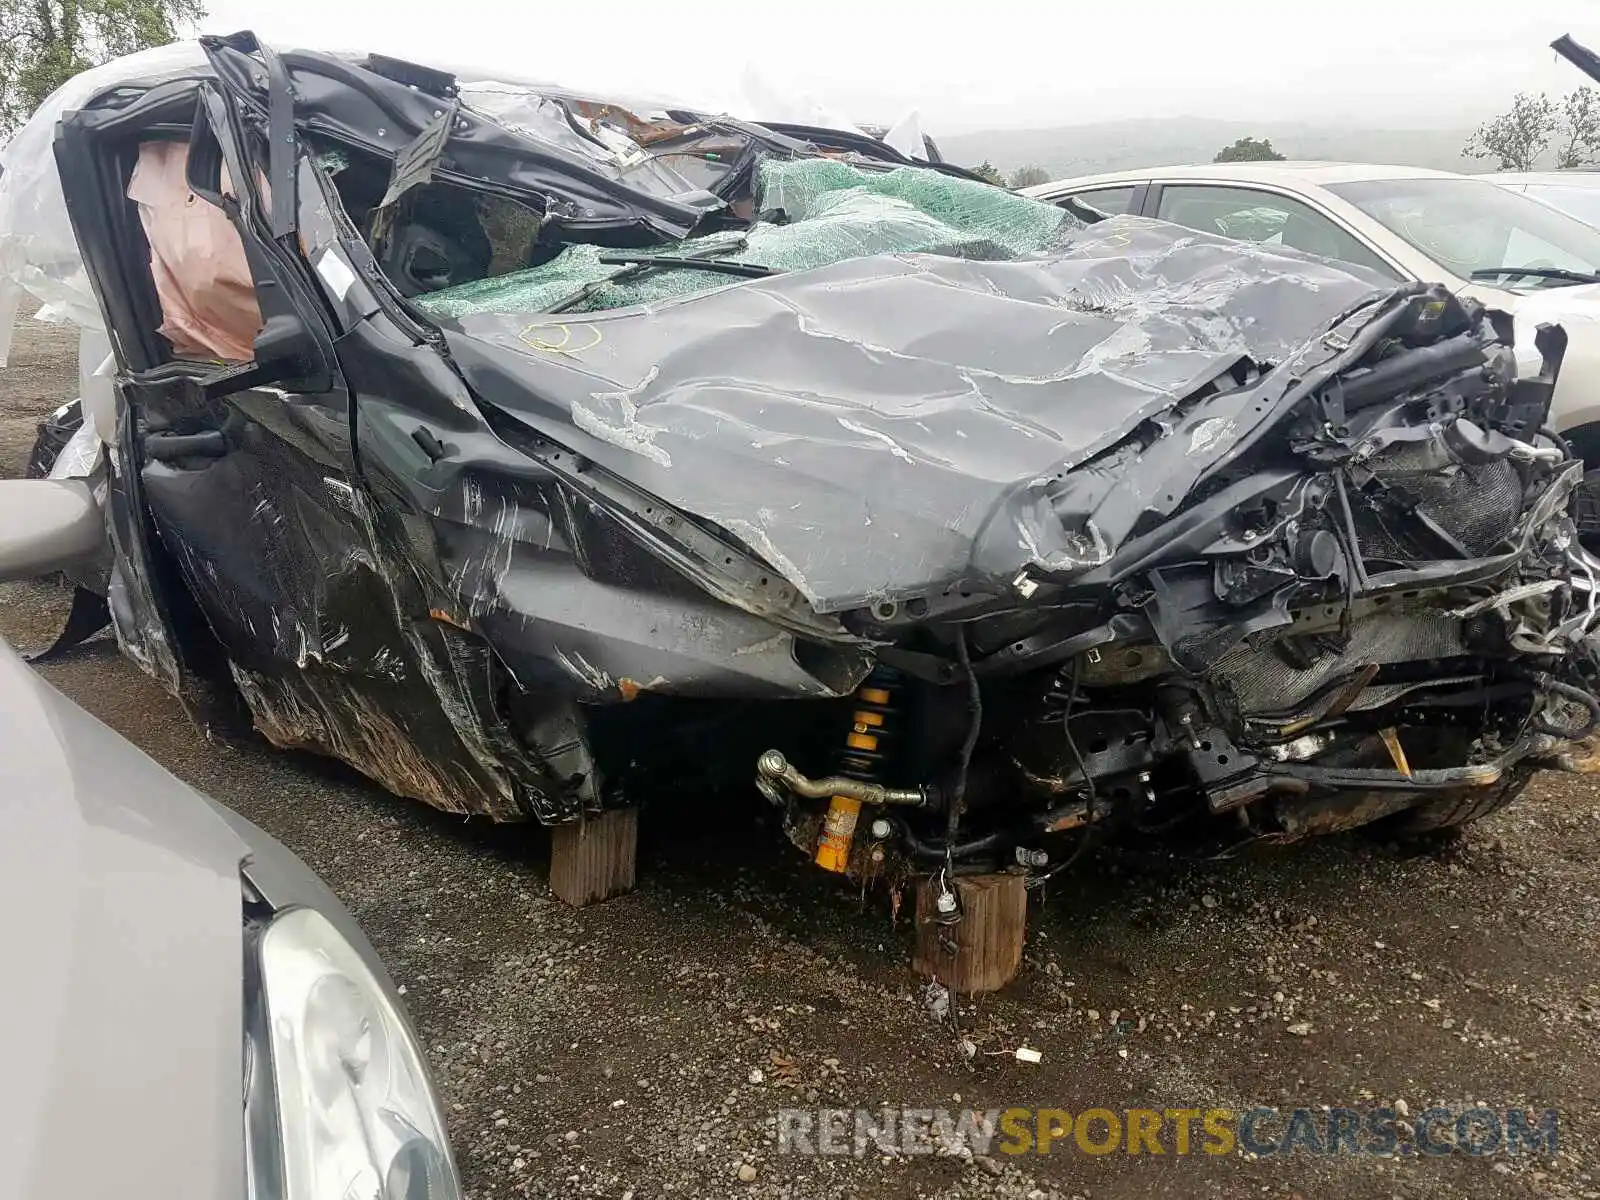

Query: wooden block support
[549,807,638,907]
[914,872,1028,995]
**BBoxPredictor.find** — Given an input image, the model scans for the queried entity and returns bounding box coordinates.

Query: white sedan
[1492,171,1600,228]
[1024,162,1600,460]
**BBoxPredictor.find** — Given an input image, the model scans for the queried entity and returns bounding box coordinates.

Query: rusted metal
[1274,789,1417,838]
[1549,732,1600,774]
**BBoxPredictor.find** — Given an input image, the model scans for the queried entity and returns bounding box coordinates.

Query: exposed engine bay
[8,35,1600,893]
[740,292,1600,875]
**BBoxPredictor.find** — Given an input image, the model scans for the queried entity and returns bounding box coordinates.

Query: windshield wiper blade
[543,236,758,314]
[545,260,649,315]
[595,252,778,278]
[1470,266,1600,286]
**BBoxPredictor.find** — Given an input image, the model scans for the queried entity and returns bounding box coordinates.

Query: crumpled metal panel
[444,217,1388,612]
[137,393,566,821]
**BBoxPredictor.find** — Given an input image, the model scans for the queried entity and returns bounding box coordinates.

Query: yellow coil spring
[815,670,902,872]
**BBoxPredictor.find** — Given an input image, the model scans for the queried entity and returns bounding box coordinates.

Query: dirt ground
[3,318,1598,1200]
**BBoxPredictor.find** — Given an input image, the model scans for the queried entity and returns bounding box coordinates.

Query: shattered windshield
[411,158,1075,318]
[1329,175,1600,287]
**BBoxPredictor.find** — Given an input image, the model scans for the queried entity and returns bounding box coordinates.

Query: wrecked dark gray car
[12,34,1600,894]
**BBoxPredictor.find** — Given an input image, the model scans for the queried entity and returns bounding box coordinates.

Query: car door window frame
[1047,182,1149,219]
[1146,181,1406,280]
[55,78,338,397]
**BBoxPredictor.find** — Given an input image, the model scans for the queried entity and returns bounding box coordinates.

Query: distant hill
[937,117,1483,179]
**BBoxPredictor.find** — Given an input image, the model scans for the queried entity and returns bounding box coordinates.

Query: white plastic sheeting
[880,110,928,161]
[47,420,103,480]
[0,42,210,450]
[447,61,874,151]
[0,41,210,365]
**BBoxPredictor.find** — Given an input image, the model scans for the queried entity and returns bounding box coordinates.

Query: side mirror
[202,312,333,401]
[253,311,334,395]
[254,312,320,376]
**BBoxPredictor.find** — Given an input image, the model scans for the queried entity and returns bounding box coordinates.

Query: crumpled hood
[444,217,1387,612]
[0,641,244,1200]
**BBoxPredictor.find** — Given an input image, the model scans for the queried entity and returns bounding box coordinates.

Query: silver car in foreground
[0,484,459,1200]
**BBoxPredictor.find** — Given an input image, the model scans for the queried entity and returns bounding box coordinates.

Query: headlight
[259,907,460,1200]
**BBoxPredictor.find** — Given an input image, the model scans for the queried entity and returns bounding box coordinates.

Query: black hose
[1061,660,1097,807]
[888,815,1004,862]
[1535,678,1600,738]
[1541,425,1574,461]
[1027,820,1104,885]
[1503,666,1600,738]
[948,628,982,847]
[1339,336,1485,413]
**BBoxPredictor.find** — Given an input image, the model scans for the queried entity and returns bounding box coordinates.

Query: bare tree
[1556,87,1600,168]
[1465,93,1556,171]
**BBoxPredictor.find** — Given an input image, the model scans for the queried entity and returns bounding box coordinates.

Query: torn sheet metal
[137,398,573,821]
[443,217,1387,611]
[37,35,1600,864]
[201,40,726,242]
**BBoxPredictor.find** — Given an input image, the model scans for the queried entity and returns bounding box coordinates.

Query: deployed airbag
[127,140,262,361]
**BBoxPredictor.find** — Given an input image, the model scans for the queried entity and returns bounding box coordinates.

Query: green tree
[969,160,1007,186]
[1213,136,1286,163]
[1007,163,1051,188]
[1465,92,1556,171]
[0,0,204,134]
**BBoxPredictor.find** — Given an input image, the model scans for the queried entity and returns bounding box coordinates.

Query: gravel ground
[3,319,1598,1199]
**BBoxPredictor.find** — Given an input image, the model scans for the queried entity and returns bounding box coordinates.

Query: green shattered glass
[415,158,1074,319]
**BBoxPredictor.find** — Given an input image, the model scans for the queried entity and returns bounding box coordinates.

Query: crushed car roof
[8,36,1398,615]
[0,38,932,362]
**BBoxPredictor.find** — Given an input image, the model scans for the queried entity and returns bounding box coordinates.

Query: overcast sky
[199,1,1600,133]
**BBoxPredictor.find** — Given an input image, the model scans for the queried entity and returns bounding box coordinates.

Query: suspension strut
[815,666,904,873]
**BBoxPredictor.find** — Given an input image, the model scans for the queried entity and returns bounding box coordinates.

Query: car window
[1155,184,1398,278]
[1066,186,1137,216]
[1521,183,1600,230]
[1330,176,1600,288]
